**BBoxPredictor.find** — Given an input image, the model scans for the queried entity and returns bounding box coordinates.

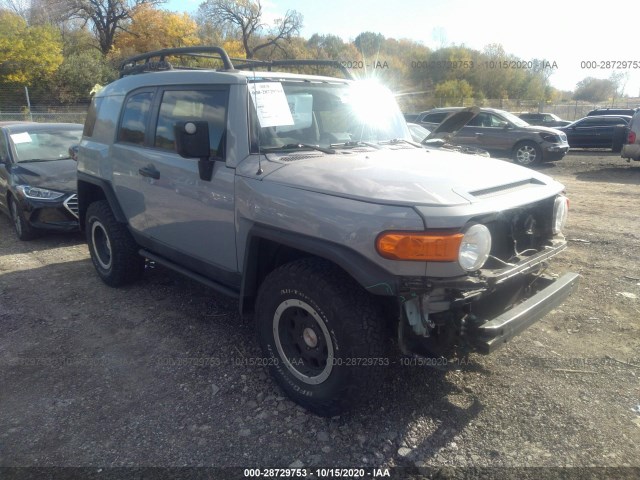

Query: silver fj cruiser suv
[77,47,579,416]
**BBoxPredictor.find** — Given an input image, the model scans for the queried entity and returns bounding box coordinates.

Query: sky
[163,0,640,98]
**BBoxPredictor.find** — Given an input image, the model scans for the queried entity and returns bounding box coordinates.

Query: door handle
[139,166,160,180]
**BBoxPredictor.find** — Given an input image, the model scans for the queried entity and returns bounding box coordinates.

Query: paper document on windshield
[250,82,294,128]
[10,132,32,144]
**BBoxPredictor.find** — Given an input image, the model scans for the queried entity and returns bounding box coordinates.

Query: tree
[197,0,302,59]
[573,77,617,102]
[0,10,63,84]
[51,50,116,102]
[114,4,199,57]
[354,31,384,58]
[434,79,473,105]
[64,0,165,55]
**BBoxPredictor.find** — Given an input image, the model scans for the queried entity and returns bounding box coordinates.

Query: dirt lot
[0,151,639,478]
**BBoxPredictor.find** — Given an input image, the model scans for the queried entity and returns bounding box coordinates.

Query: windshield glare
[250,80,411,151]
[11,129,82,162]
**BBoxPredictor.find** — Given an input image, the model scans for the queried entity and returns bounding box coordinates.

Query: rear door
[455,112,512,154]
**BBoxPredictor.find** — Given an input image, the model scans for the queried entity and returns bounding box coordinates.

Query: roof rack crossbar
[120,46,235,74]
[232,59,354,80]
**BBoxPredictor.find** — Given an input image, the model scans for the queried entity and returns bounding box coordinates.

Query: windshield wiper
[377,138,422,147]
[329,140,381,149]
[262,143,336,154]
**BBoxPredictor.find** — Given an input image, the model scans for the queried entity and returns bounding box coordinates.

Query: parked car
[0,122,82,240]
[555,115,631,152]
[587,108,638,117]
[415,107,569,165]
[518,112,571,128]
[408,122,490,157]
[78,47,578,416]
[621,109,640,161]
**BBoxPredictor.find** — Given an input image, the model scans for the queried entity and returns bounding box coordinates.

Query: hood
[522,125,564,135]
[262,148,561,207]
[423,107,480,142]
[12,159,77,193]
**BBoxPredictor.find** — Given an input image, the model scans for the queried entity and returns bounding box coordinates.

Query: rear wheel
[513,141,542,166]
[255,258,388,417]
[86,200,144,286]
[9,197,39,241]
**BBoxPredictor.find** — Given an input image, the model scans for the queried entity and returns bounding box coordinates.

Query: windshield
[500,110,530,127]
[10,129,82,163]
[249,79,411,151]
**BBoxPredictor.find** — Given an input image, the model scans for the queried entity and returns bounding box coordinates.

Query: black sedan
[556,115,631,152]
[0,122,83,240]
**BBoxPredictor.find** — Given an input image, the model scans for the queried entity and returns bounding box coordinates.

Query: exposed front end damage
[397,195,579,358]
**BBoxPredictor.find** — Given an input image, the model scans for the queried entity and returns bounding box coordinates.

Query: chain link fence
[397,96,640,121]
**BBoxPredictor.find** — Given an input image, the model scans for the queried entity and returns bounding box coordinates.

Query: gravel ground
[0,151,639,479]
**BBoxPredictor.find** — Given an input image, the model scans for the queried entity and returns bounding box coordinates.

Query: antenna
[253,69,264,175]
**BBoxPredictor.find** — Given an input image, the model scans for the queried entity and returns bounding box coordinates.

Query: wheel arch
[239,224,399,315]
[77,172,127,230]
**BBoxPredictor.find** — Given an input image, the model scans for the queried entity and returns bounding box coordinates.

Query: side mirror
[174,121,213,181]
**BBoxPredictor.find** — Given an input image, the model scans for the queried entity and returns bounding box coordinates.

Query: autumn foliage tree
[113,3,199,57]
[0,10,63,85]
[64,0,165,55]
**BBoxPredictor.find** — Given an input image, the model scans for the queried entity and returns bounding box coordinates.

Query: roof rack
[119,46,235,78]
[233,59,354,80]
[118,46,354,81]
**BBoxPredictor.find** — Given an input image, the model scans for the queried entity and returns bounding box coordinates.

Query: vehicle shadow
[0,254,489,467]
[0,215,85,255]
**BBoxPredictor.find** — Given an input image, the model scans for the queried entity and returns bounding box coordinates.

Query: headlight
[458,224,492,271]
[539,132,560,143]
[552,195,568,234]
[16,185,65,200]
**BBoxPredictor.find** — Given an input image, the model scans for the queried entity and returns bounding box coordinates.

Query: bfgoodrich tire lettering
[256,258,388,417]
[86,200,144,286]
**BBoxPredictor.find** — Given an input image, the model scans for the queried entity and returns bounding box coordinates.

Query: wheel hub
[302,327,318,348]
[273,299,334,385]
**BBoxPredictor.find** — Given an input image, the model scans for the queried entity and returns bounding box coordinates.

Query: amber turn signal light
[376,232,464,261]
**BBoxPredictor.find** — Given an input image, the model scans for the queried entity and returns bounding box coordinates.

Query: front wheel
[255,258,388,417]
[86,200,144,286]
[513,141,543,166]
[9,197,39,241]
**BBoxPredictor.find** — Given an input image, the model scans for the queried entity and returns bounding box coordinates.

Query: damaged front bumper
[399,240,579,355]
[471,272,580,353]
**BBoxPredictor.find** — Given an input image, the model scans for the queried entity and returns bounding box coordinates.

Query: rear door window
[118,91,154,145]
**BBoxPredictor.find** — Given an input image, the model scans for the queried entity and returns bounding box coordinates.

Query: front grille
[484,197,555,265]
[64,194,79,218]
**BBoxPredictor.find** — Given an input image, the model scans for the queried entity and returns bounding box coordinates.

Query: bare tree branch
[60,0,165,55]
[198,0,302,59]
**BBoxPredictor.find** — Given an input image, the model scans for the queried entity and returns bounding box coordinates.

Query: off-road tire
[86,200,144,287]
[513,141,543,166]
[255,258,388,417]
[9,196,39,241]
